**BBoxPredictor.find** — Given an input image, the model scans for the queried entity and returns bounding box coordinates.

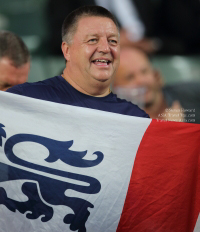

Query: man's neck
[61,71,111,97]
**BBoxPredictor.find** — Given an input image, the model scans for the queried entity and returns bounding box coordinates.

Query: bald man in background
[113,47,200,123]
[113,47,167,119]
[0,31,30,91]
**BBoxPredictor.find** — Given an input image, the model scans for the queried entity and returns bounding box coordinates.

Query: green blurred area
[152,56,200,85]
[0,0,49,53]
[0,0,200,84]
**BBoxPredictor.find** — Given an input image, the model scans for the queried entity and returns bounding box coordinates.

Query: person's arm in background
[111,0,145,42]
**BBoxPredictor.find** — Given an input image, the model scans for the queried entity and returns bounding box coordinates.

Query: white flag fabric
[0,92,150,232]
[194,215,200,232]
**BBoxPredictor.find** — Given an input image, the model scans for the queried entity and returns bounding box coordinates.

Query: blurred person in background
[0,31,30,91]
[113,47,200,123]
[112,0,200,54]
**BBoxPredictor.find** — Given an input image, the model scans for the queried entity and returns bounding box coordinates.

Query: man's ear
[154,69,164,87]
[61,42,70,61]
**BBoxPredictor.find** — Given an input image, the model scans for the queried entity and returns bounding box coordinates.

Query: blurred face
[114,48,161,105]
[62,16,120,95]
[0,57,30,91]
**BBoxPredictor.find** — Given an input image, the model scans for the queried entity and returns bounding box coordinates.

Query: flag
[0,92,199,232]
[117,119,200,232]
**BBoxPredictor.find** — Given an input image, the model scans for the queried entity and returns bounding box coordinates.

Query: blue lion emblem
[0,123,104,232]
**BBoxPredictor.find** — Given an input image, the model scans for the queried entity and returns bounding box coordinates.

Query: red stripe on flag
[117,119,200,232]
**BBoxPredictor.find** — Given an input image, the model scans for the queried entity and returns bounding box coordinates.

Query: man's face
[0,57,30,91]
[114,49,161,105]
[63,16,120,94]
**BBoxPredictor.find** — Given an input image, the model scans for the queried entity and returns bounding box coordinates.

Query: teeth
[95,59,108,63]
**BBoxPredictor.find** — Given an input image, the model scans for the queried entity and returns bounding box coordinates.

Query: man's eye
[109,40,117,45]
[88,39,97,43]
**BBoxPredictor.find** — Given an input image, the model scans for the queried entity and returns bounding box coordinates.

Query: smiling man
[7,6,148,118]
[61,15,120,97]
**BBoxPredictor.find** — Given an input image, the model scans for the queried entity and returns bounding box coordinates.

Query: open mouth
[92,59,111,66]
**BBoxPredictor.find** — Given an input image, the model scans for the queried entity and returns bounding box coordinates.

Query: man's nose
[133,74,147,87]
[97,38,110,53]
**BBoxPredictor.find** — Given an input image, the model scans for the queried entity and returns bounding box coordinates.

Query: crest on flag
[0,123,104,232]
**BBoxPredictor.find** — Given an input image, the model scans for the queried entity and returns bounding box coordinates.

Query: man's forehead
[76,16,119,35]
[0,57,29,79]
[120,49,151,65]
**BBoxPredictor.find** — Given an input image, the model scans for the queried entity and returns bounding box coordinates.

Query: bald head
[114,48,153,87]
[113,47,162,106]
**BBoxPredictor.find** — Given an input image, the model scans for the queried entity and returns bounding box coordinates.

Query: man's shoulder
[111,94,149,118]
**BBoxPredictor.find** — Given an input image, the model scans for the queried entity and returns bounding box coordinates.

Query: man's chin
[93,75,111,83]
[134,95,154,109]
